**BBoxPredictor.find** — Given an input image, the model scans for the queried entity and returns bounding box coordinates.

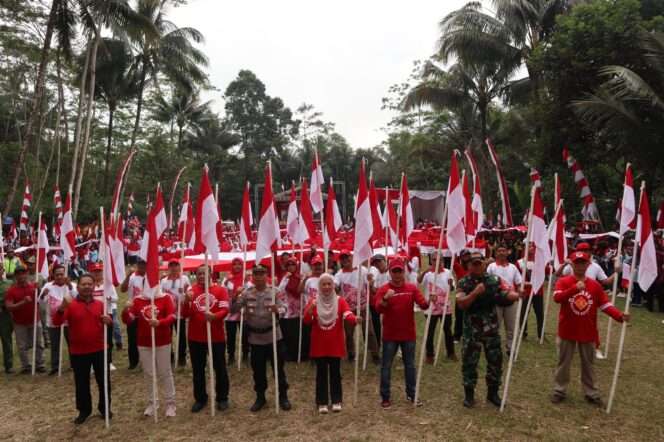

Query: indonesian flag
[177,183,195,250]
[240,181,253,247]
[323,177,342,248]
[619,164,636,235]
[110,150,136,220]
[446,152,466,254]
[550,198,568,271]
[53,187,63,237]
[140,184,167,261]
[353,160,373,267]
[562,146,600,221]
[530,187,552,294]
[310,149,325,214]
[286,182,299,242]
[462,171,476,240]
[60,188,76,261]
[19,183,31,231]
[530,168,542,188]
[299,179,317,243]
[399,173,414,247]
[486,138,513,226]
[144,208,161,290]
[636,184,657,291]
[369,174,383,243]
[8,221,17,243]
[464,149,484,232]
[37,221,49,279]
[194,166,220,260]
[127,192,134,216]
[657,201,664,230]
[104,216,126,287]
[383,188,398,247]
[255,163,281,262]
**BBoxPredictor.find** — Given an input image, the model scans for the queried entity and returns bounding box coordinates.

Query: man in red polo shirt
[551,250,630,406]
[375,258,431,408]
[53,273,112,424]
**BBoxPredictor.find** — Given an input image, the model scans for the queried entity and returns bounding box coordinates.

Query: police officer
[456,252,520,408]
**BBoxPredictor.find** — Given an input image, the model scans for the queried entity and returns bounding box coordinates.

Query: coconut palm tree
[152,87,212,150]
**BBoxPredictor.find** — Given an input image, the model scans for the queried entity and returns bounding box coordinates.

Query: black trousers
[189,341,229,404]
[127,322,139,367]
[47,326,70,371]
[300,325,311,361]
[454,305,464,340]
[71,351,111,416]
[172,319,187,365]
[225,320,249,361]
[370,306,382,347]
[250,340,289,398]
[519,295,544,338]
[279,318,300,362]
[425,314,454,358]
[315,357,342,405]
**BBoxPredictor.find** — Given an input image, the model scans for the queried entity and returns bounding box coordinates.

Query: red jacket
[375,282,428,342]
[5,283,39,325]
[181,283,229,343]
[554,275,624,346]
[52,297,105,355]
[304,297,357,358]
[122,295,175,347]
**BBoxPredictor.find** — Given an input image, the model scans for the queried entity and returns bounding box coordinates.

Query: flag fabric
[286,182,299,242]
[310,150,325,214]
[60,189,76,261]
[399,174,414,248]
[464,149,484,232]
[369,174,383,243]
[110,150,136,220]
[19,183,31,231]
[8,221,17,243]
[530,168,542,188]
[657,201,664,230]
[104,216,126,288]
[299,179,317,243]
[323,177,342,249]
[53,187,63,237]
[255,163,281,262]
[530,188,552,294]
[37,222,49,279]
[144,209,161,290]
[240,181,253,247]
[619,164,636,235]
[177,184,195,250]
[382,188,398,247]
[462,171,476,240]
[352,160,373,267]
[446,152,466,254]
[127,192,134,216]
[562,146,600,221]
[486,139,513,226]
[194,166,221,260]
[140,184,167,261]
[636,185,657,291]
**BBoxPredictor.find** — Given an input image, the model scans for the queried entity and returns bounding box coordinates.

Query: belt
[248,325,273,334]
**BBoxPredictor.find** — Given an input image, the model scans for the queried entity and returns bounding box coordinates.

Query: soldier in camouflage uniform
[456,253,520,408]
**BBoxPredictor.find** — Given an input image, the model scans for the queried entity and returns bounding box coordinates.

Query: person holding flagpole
[277,257,302,362]
[419,258,456,363]
[160,260,190,367]
[39,264,75,375]
[222,257,249,365]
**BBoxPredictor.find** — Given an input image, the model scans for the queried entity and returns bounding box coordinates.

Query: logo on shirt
[140,304,160,321]
[569,291,593,316]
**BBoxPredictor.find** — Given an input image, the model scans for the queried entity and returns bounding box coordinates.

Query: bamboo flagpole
[149,281,158,422]
[500,185,536,412]
[362,263,371,370]
[31,211,42,377]
[433,255,454,367]
[540,199,563,345]
[57,282,68,377]
[297,246,304,364]
[173,244,185,372]
[237,244,247,371]
[99,208,110,428]
[353,257,362,404]
[204,254,216,416]
[270,253,280,414]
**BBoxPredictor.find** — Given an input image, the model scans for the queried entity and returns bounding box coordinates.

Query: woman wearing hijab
[303,273,359,414]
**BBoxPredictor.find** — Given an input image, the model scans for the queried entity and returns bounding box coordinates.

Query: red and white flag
[37,221,49,279]
[140,184,167,261]
[127,192,134,216]
[194,166,220,260]
[323,177,342,249]
[240,181,253,247]
[636,184,657,291]
[530,187,552,294]
[286,182,300,242]
[60,188,76,261]
[298,179,317,244]
[177,183,195,250]
[369,174,383,244]
[144,209,161,290]
[529,168,542,188]
[446,152,466,254]
[399,173,414,248]
[310,149,325,214]
[8,221,17,243]
[353,160,373,266]
[104,216,126,288]
[464,149,484,232]
[562,146,600,221]
[53,187,63,237]
[486,139,513,226]
[549,174,567,271]
[657,201,664,230]
[382,188,398,247]
[110,150,136,220]
[619,164,636,235]
[19,183,31,231]
[462,171,476,240]
[255,163,281,262]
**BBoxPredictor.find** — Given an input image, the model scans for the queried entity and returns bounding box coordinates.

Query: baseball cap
[88,262,103,272]
[469,252,485,263]
[575,242,591,251]
[459,249,471,257]
[339,249,352,257]
[570,251,590,262]
[389,258,405,271]
[168,259,180,266]
[310,254,324,265]
[252,264,268,274]
[371,254,386,263]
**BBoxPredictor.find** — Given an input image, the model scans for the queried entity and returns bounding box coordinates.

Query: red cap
[575,242,591,251]
[310,254,324,265]
[389,258,405,271]
[339,249,352,257]
[88,262,103,272]
[168,259,180,266]
[570,251,590,262]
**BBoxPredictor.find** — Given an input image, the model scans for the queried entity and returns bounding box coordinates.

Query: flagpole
[0,211,5,262]
[606,181,642,414]
[395,174,403,252]
[500,186,536,412]
[238,244,247,371]
[31,211,42,377]
[383,187,389,261]
[271,252,280,414]
[204,254,216,416]
[353,254,362,404]
[58,264,69,378]
[174,244,185,372]
[433,214,451,367]
[415,200,448,405]
[99,208,110,428]
[540,199,563,345]
[297,244,304,364]
[362,261,371,370]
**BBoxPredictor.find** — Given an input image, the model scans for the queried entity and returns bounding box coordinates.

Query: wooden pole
[540,199,564,345]
[297,245,304,364]
[31,211,42,376]
[99,208,110,428]
[174,245,185,372]
[433,255,454,367]
[238,244,247,371]
[204,254,216,416]
[353,257,362,404]
[58,282,68,377]
[271,253,280,414]
[500,186,536,412]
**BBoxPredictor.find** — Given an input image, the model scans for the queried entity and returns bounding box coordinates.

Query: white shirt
[126,273,147,301]
[93,283,118,312]
[408,256,420,284]
[303,276,320,304]
[487,261,523,289]
[40,282,76,327]
[369,266,390,291]
[421,269,453,314]
[160,275,190,318]
[562,261,608,281]
[334,267,370,311]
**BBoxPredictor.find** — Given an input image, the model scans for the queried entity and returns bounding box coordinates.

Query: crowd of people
[1,224,662,425]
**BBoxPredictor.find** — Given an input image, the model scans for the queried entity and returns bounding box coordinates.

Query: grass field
[0,288,662,441]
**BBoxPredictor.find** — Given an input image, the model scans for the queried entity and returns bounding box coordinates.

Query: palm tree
[152,87,211,150]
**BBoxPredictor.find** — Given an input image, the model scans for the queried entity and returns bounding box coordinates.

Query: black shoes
[585,395,604,407]
[486,386,502,407]
[279,397,292,411]
[191,402,207,413]
[128,364,138,370]
[48,368,58,376]
[216,400,229,411]
[250,396,266,412]
[74,413,90,425]
[463,387,475,408]
[35,366,47,374]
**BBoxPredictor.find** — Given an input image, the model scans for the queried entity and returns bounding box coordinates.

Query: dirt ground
[0,291,662,441]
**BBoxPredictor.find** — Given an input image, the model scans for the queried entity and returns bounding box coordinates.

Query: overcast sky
[171,0,471,148]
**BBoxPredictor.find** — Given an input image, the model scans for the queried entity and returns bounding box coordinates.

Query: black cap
[371,254,386,263]
[459,249,471,256]
[252,264,268,274]
[14,265,28,274]
[470,252,484,263]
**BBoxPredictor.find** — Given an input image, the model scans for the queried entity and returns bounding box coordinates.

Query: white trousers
[139,345,176,407]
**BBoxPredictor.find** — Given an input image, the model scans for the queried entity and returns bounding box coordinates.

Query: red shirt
[181,283,229,343]
[122,295,175,347]
[304,297,357,358]
[375,282,428,342]
[453,262,468,280]
[5,283,39,325]
[554,275,624,346]
[52,297,105,355]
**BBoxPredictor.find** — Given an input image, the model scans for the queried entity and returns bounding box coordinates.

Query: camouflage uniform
[458,274,512,389]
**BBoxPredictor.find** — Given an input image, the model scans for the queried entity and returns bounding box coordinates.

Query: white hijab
[316,273,338,330]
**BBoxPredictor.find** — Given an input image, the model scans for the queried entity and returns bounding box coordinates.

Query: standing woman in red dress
[303,273,359,414]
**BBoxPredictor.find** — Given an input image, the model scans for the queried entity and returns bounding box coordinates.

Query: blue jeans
[380,340,416,401]
[112,311,122,345]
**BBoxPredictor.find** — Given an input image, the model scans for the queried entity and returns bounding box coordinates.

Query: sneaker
[407,396,423,407]
[48,368,58,376]
[128,364,138,370]
[318,405,329,414]
[35,366,47,374]
[585,395,604,407]
[165,404,176,417]
[550,394,565,404]
[20,367,30,375]
[279,398,292,411]
[332,403,342,412]
[381,399,391,409]
[73,413,89,425]
[447,354,458,362]
[191,402,206,413]
[216,400,229,411]
[109,363,117,371]
[143,404,155,417]
[250,396,266,412]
